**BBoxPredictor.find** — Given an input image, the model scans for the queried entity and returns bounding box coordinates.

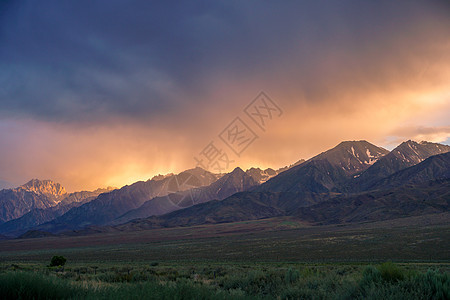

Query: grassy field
[0,261,448,299]
[0,216,449,263]
[0,216,448,298]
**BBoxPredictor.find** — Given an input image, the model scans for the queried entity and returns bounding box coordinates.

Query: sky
[0,0,449,191]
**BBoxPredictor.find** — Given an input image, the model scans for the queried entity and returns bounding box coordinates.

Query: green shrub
[412,269,449,300]
[49,255,67,267]
[350,265,448,299]
[0,272,83,299]
[0,271,246,300]
[0,264,447,299]
[220,270,283,296]
[378,262,404,282]
[285,267,300,284]
[361,265,382,285]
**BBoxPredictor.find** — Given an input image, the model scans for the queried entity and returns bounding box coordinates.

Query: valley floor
[0,215,449,299]
[0,214,449,263]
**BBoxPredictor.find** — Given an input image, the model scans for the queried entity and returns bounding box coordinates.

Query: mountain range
[114,167,259,224]
[0,139,449,237]
[108,141,449,231]
[32,165,293,233]
[0,187,115,236]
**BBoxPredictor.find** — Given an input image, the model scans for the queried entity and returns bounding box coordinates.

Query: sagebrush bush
[348,265,449,300]
[285,267,300,284]
[378,262,405,282]
[413,269,449,300]
[220,270,283,296]
[361,266,382,285]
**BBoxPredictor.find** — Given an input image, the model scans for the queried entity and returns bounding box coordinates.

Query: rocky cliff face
[17,179,67,201]
[0,179,110,224]
[0,189,55,223]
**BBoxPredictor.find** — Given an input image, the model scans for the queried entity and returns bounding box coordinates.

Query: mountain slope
[0,190,54,224]
[111,190,328,231]
[115,192,288,230]
[353,140,450,191]
[296,179,450,225]
[256,141,388,194]
[373,152,450,189]
[296,152,450,224]
[118,178,449,231]
[312,140,389,175]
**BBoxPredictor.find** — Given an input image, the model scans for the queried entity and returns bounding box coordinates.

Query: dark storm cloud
[1,0,449,191]
[0,0,449,123]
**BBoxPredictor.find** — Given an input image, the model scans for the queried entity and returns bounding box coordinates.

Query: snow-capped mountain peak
[312,140,389,175]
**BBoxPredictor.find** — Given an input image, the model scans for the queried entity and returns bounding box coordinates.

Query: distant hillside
[34,168,217,232]
[296,179,450,224]
[111,190,325,231]
[107,146,450,231]
[115,167,257,224]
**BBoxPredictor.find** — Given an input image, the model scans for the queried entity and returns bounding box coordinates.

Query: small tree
[50,255,67,267]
